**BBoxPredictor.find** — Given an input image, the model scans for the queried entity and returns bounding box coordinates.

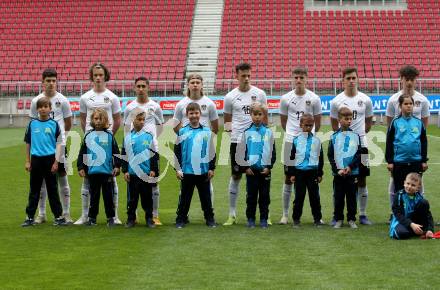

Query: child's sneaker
[74,215,88,225]
[359,215,373,225]
[333,220,343,229]
[35,214,46,224]
[146,218,156,228]
[53,217,68,226]
[125,220,135,228]
[153,217,162,226]
[292,220,301,228]
[348,220,358,229]
[246,219,256,228]
[279,216,289,225]
[113,216,123,225]
[175,221,185,229]
[107,217,116,227]
[84,218,97,226]
[314,219,325,227]
[329,218,337,226]
[260,219,268,229]
[21,218,35,227]
[206,219,218,228]
[223,216,237,226]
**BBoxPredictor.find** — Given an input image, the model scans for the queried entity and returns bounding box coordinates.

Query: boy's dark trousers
[394,199,431,239]
[292,170,322,222]
[246,172,271,221]
[176,174,214,223]
[88,174,115,220]
[392,162,422,193]
[26,155,62,219]
[333,175,357,221]
[127,175,153,222]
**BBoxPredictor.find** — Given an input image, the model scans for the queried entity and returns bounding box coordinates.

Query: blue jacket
[24,118,60,157]
[174,124,216,175]
[77,129,121,175]
[328,129,361,176]
[386,115,427,164]
[121,129,159,177]
[286,132,323,176]
[389,190,434,239]
[238,123,276,172]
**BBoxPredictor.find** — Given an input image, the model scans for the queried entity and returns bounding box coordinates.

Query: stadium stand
[0,0,195,88]
[216,0,439,91]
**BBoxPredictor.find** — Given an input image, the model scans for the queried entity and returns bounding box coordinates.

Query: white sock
[420,178,425,196]
[388,177,395,209]
[81,178,90,217]
[228,177,240,217]
[58,175,70,215]
[358,186,368,216]
[282,183,293,217]
[113,176,119,218]
[152,185,160,217]
[38,180,47,216]
[210,181,215,207]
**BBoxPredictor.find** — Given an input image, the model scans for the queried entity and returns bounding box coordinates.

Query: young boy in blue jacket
[238,102,276,228]
[174,103,217,228]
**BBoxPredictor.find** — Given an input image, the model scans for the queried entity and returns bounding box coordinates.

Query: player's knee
[232,174,242,181]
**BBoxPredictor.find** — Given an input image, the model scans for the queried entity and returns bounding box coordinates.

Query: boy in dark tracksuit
[286,114,324,227]
[174,103,217,228]
[77,108,121,226]
[238,103,276,228]
[22,97,65,226]
[386,94,428,194]
[121,111,159,228]
[389,173,434,239]
[328,107,361,229]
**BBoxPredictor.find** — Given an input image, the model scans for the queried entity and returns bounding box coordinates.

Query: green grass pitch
[1,125,440,289]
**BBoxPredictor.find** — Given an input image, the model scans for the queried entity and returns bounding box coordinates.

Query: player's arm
[313,114,322,132]
[421,117,429,129]
[330,118,339,131]
[64,117,72,132]
[280,114,287,131]
[386,116,393,127]
[25,143,31,172]
[329,101,339,131]
[365,116,373,133]
[223,113,232,132]
[80,112,87,133]
[210,119,219,135]
[112,113,121,135]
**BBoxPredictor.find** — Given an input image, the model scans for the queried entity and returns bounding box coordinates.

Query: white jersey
[330,91,373,142]
[386,90,430,119]
[30,92,72,143]
[173,96,218,128]
[124,99,164,137]
[279,89,322,140]
[79,88,121,132]
[224,86,267,143]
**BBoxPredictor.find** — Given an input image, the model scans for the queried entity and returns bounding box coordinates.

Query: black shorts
[57,146,69,175]
[230,143,242,176]
[359,147,370,177]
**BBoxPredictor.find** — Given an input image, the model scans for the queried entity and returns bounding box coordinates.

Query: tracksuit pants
[88,174,115,220]
[333,175,358,222]
[392,162,422,193]
[127,175,153,222]
[176,174,214,223]
[292,170,322,222]
[246,172,271,221]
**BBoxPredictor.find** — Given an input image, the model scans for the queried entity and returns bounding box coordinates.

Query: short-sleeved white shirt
[173,96,218,128]
[124,99,164,137]
[279,89,322,140]
[386,90,430,119]
[224,86,267,143]
[330,91,373,141]
[30,92,72,143]
[79,89,121,132]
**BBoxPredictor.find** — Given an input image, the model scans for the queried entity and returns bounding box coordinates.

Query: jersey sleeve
[111,95,121,114]
[421,99,430,118]
[208,101,219,121]
[29,99,38,118]
[260,90,268,105]
[312,96,322,115]
[223,94,232,114]
[24,121,32,144]
[385,98,395,117]
[364,97,373,118]
[172,102,183,122]
[279,96,288,115]
[155,105,165,125]
[62,98,73,118]
[79,96,87,113]
[329,99,339,119]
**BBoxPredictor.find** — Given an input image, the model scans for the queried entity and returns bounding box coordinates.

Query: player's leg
[103,175,116,226]
[358,146,372,225]
[58,171,72,223]
[411,199,432,234]
[280,140,294,224]
[333,176,345,228]
[292,171,307,226]
[23,157,45,226]
[387,176,395,223]
[74,177,90,225]
[224,142,241,225]
[176,174,196,228]
[245,174,258,228]
[195,175,216,227]
[140,182,154,228]
[35,181,48,224]
[126,176,139,227]
[86,175,101,225]
[346,176,358,228]
[258,173,271,228]
[112,176,122,224]
[307,172,323,225]
[152,184,162,225]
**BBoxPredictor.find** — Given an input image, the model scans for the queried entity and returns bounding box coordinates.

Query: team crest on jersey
[305,100,311,106]
[44,127,52,134]
[415,101,421,107]
[143,140,150,147]
[55,101,61,108]
[201,104,207,111]
[411,127,419,134]
[251,96,256,101]
[358,100,363,107]
[104,97,110,103]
